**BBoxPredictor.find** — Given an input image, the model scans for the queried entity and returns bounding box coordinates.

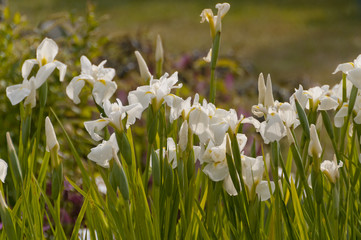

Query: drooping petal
[54,60,67,82]
[128,86,153,110]
[167,138,177,169]
[21,59,38,80]
[84,119,109,141]
[279,103,299,128]
[263,113,285,143]
[236,134,248,152]
[354,111,361,124]
[334,103,348,128]
[0,159,8,183]
[203,161,228,182]
[124,103,144,128]
[87,140,113,168]
[332,62,354,74]
[34,63,57,89]
[189,107,209,135]
[24,77,37,108]
[164,94,184,122]
[87,133,118,168]
[6,82,31,106]
[256,181,275,201]
[66,77,85,104]
[92,81,117,106]
[318,95,338,110]
[347,68,361,89]
[223,174,238,196]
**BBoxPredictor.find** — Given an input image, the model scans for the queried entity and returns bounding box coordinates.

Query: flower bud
[45,116,59,152]
[155,34,164,63]
[264,74,274,108]
[179,120,188,151]
[135,51,152,82]
[308,124,322,158]
[258,73,266,105]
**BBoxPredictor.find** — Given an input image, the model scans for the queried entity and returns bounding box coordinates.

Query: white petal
[124,103,144,128]
[215,3,230,18]
[80,56,93,75]
[66,77,85,104]
[34,63,57,89]
[318,96,338,110]
[347,68,361,89]
[264,113,285,143]
[98,66,115,82]
[209,122,229,146]
[236,134,248,152]
[189,107,209,135]
[37,38,58,65]
[21,59,38,80]
[128,86,153,110]
[241,117,261,131]
[203,161,228,182]
[179,121,188,151]
[203,48,212,62]
[87,141,113,168]
[223,174,238,196]
[0,159,8,183]
[92,81,117,106]
[24,77,37,108]
[54,60,67,82]
[354,111,361,124]
[6,82,31,105]
[332,63,354,74]
[84,119,109,141]
[163,94,184,122]
[256,181,275,201]
[167,138,177,169]
[279,103,298,128]
[334,104,348,128]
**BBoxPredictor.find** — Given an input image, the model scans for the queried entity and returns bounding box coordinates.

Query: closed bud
[135,51,152,82]
[264,74,274,108]
[308,124,322,159]
[258,73,266,105]
[179,120,188,151]
[155,34,164,63]
[45,116,59,152]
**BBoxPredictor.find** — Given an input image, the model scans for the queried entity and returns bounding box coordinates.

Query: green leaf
[290,178,308,240]
[295,99,310,139]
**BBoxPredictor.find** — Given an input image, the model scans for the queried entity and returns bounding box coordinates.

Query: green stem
[209,31,221,104]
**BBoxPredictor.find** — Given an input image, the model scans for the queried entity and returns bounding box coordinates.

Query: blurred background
[9,0,361,87]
